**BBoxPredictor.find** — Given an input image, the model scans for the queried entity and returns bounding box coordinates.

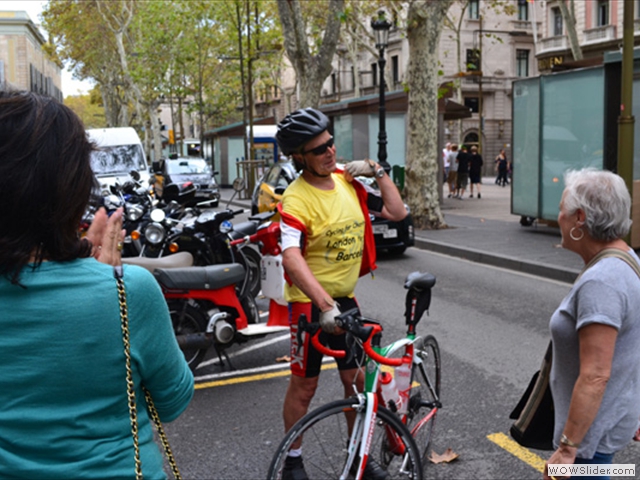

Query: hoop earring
[569,227,584,241]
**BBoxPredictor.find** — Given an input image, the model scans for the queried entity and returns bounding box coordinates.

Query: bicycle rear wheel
[267,398,423,480]
[407,334,441,462]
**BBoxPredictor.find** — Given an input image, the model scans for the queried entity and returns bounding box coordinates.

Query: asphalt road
[162,246,640,480]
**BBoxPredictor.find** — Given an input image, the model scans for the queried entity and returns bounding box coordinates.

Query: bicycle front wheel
[267,398,423,480]
[407,334,441,462]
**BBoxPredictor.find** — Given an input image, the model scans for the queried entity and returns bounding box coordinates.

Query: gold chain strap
[115,269,181,480]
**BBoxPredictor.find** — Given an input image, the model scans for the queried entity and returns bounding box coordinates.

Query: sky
[1,0,94,96]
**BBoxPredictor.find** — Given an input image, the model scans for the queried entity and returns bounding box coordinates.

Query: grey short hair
[563,168,632,241]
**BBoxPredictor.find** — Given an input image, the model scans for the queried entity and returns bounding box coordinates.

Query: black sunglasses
[302,136,334,156]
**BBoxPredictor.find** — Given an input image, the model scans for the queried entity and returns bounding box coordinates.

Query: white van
[86,127,150,193]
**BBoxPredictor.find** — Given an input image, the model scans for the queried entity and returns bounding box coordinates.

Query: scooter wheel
[169,301,208,372]
[241,295,259,325]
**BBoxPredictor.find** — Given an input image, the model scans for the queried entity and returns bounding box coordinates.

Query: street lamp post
[371,10,392,173]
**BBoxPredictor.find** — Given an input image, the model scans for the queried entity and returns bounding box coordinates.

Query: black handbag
[509,341,554,450]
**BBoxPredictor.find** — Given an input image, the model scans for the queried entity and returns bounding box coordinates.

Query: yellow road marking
[487,432,547,473]
[195,362,337,390]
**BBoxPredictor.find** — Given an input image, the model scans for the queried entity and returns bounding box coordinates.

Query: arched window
[464,132,479,147]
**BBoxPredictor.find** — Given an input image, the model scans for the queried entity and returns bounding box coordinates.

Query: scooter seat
[122,252,194,273]
[228,221,258,240]
[155,263,245,291]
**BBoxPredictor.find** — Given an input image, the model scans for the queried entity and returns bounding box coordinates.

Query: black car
[251,161,414,254]
[158,156,220,207]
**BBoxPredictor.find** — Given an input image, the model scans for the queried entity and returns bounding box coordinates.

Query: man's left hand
[345,159,376,178]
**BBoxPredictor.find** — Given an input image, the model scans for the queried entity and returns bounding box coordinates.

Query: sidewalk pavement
[421,177,582,283]
[220,176,584,284]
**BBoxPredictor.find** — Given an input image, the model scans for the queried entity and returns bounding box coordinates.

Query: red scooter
[122,218,289,372]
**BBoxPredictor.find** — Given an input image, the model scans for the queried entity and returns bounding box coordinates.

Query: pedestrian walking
[469,145,483,198]
[442,142,451,185]
[446,144,458,198]
[455,145,470,199]
[495,149,509,186]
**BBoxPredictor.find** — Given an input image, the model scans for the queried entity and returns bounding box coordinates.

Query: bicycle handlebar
[297,310,404,367]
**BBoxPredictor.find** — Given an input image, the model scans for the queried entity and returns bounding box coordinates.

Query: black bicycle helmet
[276,108,330,156]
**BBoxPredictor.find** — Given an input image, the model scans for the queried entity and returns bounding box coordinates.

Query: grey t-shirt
[447,151,458,172]
[550,252,640,458]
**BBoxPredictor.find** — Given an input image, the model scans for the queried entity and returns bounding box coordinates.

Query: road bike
[267,271,442,480]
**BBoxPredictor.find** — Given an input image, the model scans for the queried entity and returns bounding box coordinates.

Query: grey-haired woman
[543,169,640,480]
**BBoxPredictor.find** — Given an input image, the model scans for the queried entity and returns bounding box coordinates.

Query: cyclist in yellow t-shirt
[275,107,407,480]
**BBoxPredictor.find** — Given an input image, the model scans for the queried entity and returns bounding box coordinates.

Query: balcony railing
[510,20,541,32]
[538,35,568,53]
[583,25,616,44]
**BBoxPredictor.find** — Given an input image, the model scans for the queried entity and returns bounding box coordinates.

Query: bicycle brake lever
[350,323,374,343]
[344,332,356,364]
[296,314,322,354]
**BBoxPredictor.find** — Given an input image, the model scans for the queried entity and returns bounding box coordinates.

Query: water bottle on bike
[379,371,401,412]
[395,355,412,415]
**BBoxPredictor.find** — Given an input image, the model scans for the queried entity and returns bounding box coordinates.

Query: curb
[413,236,580,284]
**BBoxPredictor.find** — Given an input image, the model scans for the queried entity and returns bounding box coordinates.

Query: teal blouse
[0,258,194,479]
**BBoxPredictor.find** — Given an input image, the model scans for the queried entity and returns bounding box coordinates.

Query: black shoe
[283,456,308,480]
[478,193,481,198]
[350,457,390,480]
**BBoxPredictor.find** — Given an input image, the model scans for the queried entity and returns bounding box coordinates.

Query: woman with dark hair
[0,91,193,478]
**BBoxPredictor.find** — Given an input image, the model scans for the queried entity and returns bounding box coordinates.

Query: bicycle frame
[305,317,426,480]
[285,271,438,480]
[338,391,416,480]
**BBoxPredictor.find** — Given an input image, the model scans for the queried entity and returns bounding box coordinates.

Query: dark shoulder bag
[509,341,554,450]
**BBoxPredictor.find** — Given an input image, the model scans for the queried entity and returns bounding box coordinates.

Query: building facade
[536,0,640,73]
[213,1,640,185]
[0,10,62,100]
[212,1,542,184]
[264,1,542,176]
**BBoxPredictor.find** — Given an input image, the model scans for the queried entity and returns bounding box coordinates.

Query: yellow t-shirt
[281,174,365,302]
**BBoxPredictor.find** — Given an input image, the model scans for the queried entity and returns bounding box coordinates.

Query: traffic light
[168,129,175,145]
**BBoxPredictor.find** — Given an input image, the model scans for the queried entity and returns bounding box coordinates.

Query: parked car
[156,156,220,207]
[251,160,414,254]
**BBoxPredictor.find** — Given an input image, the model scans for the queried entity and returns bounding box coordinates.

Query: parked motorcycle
[122,217,287,372]
[133,205,263,300]
[83,170,154,257]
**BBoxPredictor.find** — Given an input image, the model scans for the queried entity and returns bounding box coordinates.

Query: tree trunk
[277,0,345,108]
[558,0,583,61]
[405,0,453,230]
[147,102,163,163]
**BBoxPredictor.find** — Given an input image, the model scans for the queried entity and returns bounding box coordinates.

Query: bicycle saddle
[404,271,436,290]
